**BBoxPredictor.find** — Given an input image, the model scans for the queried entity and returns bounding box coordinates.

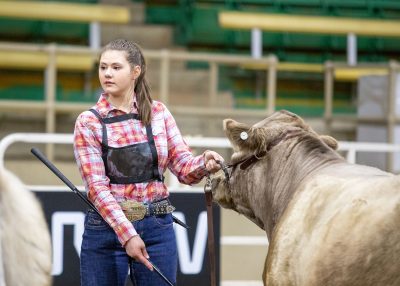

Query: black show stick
[30,147,175,286]
[31,147,100,216]
[149,260,174,286]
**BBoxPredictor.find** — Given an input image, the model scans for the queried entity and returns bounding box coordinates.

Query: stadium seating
[145,0,400,63]
[0,0,129,108]
[141,0,400,115]
[1,0,400,118]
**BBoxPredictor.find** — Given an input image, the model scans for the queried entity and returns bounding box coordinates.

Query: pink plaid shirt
[74,93,207,245]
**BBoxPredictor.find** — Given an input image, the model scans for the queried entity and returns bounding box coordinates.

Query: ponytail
[134,52,152,126]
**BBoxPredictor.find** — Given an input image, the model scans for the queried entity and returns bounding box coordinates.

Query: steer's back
[265,164,400,286]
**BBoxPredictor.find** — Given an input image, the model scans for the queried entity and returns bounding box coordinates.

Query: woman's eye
[114,66,121,70]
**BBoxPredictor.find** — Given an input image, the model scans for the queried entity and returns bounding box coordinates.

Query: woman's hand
[125,235,153,271]
[203,150,224,173]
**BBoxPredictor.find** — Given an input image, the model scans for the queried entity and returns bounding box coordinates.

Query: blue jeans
[80,210,177,286]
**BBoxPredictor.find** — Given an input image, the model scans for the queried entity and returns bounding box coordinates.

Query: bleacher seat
[141,0,400,115]
[0,0,128,105]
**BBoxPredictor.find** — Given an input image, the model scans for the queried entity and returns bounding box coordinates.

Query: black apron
[89,109,163,184]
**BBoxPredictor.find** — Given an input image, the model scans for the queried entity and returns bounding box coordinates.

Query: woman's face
[98,50,139,98]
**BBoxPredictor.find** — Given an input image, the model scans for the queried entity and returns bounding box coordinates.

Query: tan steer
[212,110,400,286]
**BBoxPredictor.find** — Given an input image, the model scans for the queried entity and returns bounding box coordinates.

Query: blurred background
[1,0,400,285]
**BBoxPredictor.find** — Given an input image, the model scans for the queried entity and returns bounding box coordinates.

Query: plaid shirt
[74,94,207,245]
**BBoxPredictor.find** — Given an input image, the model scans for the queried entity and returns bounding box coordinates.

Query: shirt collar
[97,93,138,117]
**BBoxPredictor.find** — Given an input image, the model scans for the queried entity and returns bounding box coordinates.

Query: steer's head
[211,110,338,231]
[224,110,338,156]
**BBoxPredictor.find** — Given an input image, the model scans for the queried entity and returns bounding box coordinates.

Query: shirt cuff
[198,153,209,176]
[114,220,138,246]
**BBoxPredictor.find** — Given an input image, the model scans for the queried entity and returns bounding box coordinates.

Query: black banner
[34,190,220,286]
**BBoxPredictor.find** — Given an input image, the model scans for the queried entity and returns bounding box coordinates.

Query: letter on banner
[52,212,85,276]
[173,211,207,274]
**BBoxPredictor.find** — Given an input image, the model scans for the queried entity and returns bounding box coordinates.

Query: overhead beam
[219,11,400,37]
[240,62,389,81]
[0,50,96,71]
[240,62,323,73]
[0,1,130,24]
[334,67,388,81]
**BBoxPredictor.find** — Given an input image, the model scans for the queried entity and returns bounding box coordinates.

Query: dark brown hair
[101,39,152,125]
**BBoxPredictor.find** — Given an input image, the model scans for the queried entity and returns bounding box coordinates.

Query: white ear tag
[240,131,248,140]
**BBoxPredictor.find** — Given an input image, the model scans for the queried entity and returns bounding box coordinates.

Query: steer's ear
[223,119,253,151]
[320,135,338,150]
[224,118,279,153]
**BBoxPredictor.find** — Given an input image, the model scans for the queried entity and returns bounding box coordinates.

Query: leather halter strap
[204,176,216,286]
[238,151,267,170]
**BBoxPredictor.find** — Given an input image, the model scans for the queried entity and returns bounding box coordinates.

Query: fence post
[45,44,57,160]
[159,49,170,105]
[209,62,218,106]
[324,61,334,134]
[386,60,398,172]
[266,55,277,115]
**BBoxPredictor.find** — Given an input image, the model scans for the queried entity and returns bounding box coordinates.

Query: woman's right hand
[125,235,153,271]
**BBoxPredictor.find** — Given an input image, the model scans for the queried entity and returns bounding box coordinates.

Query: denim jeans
[80,210,177,286]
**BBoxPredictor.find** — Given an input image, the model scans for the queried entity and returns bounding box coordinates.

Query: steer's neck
[263,138,343,239]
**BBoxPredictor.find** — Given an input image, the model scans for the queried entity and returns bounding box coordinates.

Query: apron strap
[89,109,107,150]
[146,125,163,182]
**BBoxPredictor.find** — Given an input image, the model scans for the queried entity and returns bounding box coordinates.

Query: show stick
[31,147,175,286]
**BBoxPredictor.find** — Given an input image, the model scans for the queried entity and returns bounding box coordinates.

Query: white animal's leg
[0,212,5,286]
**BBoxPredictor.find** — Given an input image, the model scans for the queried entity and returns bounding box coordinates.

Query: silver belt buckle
[120,201,146,222]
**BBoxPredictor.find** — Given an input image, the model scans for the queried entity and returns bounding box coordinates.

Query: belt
[119,199,175,222]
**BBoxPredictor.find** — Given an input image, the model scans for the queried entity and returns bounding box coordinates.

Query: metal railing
[4,132,400,186]
[1,42,400,166]
[1,42,399,119]
[0,42,277,158]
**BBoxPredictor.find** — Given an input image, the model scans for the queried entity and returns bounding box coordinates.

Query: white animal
[0,168,52,286]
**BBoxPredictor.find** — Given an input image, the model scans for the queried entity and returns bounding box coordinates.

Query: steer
[212,110,400,286]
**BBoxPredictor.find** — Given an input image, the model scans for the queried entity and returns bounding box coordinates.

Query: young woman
[73,39,224,286]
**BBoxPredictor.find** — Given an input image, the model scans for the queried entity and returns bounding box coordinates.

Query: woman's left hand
[204,150,224,173]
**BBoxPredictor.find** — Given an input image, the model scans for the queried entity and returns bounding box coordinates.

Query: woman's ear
[132,65,141,81]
